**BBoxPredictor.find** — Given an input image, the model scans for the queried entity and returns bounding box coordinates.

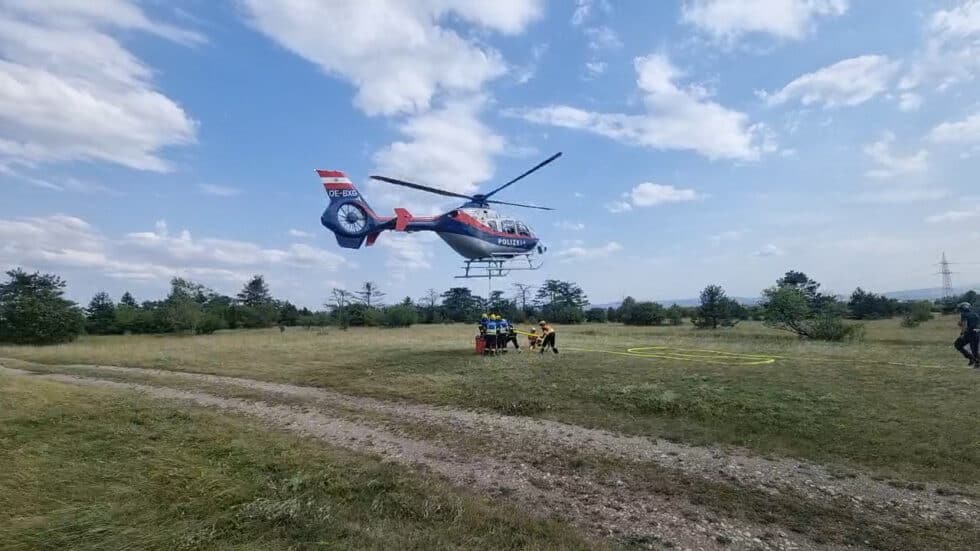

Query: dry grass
[2,316,977,484]
[0,373,597,551]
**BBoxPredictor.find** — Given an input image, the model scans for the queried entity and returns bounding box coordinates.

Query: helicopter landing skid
[454,254,541,279]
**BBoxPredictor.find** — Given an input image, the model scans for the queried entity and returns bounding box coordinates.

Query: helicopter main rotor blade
[486,199,554,211]
[482,151,562,200]
[369,175,474,201]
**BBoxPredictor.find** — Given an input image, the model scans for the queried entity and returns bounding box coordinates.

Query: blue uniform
[484,319,498,351]
[955,310,980,364]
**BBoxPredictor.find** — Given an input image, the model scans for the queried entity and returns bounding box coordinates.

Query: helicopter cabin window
[516,223,530,236]
[487,220,499,231]
[501,220,517,234]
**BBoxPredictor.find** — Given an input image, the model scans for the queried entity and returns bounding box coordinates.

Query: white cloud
[759,55,899,109]
[853,188,948,205]
[556,241,622,262]
[863,132,928,179]
[584,25,622,51]
[571,0,610,26]
[898,92,922,112]
[630,182,703,206]
[288,229,314,238]
[751,244,785,257]
[378,232,436,280]
[605,200,632,213]
[605,182,702,212]
[584,61,607,77]
[930,0,980,41]
[241,0,543,117]
[0,1,199,172]
[926,208,980,224]
[681,0,848,41]
[513,54,768,160]
[928,111,980,145]
[900,2,980,96]
[515,43,548,84]
[710,230,743,245]
[372,98,505,200]
[554,221,586,231]
[198,183,242,197]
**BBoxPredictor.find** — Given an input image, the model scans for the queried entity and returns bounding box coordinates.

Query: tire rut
[16,360,976,527]
[2,364,827,551]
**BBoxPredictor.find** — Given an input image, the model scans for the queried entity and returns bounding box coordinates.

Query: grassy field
[0,372,596,551]
[2,317,978,485]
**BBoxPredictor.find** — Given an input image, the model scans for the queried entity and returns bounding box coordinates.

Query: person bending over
[538,320,558,355]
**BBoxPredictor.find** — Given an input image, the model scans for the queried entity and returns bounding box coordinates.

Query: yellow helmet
[492,314,500,320]
[539,320,546,326]
[481,313,488,319]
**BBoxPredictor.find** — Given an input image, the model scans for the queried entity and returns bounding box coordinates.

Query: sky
[2,0,980,308]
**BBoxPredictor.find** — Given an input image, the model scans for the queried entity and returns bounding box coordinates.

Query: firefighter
[485,314,498,355]
[538,320,558,354]
[502,316,520,351]
[527,328,539,350]
[954,302,980,367]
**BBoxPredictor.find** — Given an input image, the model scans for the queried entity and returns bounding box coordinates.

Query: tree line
[0,266,960,346]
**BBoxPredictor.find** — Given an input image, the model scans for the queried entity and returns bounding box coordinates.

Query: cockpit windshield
[516,222,531,236]
[501,219,516,234]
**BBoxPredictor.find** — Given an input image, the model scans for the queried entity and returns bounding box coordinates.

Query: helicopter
[316,152,561,278]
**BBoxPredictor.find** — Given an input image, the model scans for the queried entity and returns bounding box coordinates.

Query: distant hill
[592,285,980,309]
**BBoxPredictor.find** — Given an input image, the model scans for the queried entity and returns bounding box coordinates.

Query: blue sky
[2,0,980,308]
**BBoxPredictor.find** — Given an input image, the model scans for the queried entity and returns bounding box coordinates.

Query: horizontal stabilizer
[393,208,412,231]
[335,234,365,249]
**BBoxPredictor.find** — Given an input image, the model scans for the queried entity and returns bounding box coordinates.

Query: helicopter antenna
[482,152,562,200]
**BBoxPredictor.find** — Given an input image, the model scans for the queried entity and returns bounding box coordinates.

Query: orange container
[474,335,486,355]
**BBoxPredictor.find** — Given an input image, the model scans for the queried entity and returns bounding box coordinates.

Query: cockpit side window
[516,223,530,236]
[501,220,516,234]
[487,220,499,231]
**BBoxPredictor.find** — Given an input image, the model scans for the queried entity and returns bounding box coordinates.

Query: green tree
[417,288,442,324]
[617,296,637,323]
[0,269,85,345]
[237,275,272,306]
[382,303,418,327]
[441,287,480,322]
[666,304,684,326]
[585,307,608,322]
[85,291,117,335]
[777,270,836,311]
[848,287,897,319]
[356,281,386,308]
[328,288,353,329]
[119,291,138,308]
[163,277,204,333]
[622,302,665,326]
[693,284,739,329]
[535,279,588,324]
[235,275,277,328]
[762,285,861,341]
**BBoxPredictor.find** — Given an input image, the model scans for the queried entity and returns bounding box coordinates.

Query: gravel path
[5,361,979,549]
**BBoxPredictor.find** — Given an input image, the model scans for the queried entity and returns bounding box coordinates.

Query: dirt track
[3,361,979,550]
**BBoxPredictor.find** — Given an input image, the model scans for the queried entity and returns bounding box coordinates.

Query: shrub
[622,302,665,326]
[585,307,608,323]
[381,304,417,328]
[901,301,934,328]
[808,314,865,342]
